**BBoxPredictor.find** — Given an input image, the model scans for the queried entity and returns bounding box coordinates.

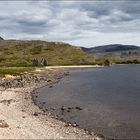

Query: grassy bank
[0,67,35,76]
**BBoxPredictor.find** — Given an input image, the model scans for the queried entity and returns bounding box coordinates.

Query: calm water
[33,65,140,139]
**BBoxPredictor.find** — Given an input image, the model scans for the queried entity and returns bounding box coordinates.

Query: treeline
[92,58,140,66]
[115,59,140,64]
[89,59,111,66]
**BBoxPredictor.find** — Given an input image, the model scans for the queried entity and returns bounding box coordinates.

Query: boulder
[0,120,9,128]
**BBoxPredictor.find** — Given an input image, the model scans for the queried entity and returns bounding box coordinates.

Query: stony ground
[0,69,104,139]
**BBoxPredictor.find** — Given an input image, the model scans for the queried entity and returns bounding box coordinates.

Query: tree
[133,59,139,64]
[104,59,110,66]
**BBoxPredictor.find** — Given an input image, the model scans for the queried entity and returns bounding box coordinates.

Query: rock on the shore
[0,120,9,128]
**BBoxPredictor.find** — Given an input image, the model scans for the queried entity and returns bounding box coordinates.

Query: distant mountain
[0,36,4,40]
[81,44,140,53]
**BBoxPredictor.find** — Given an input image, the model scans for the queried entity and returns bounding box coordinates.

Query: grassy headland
[0,40,94,67]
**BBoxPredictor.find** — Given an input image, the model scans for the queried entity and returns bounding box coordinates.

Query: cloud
[0,1,140,47]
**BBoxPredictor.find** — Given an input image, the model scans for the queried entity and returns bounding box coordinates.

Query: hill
[81,44,140,64]
[81,44,140,53]
[0,40,93,66]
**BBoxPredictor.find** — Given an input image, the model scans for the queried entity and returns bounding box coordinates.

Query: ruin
[32,58,48,66]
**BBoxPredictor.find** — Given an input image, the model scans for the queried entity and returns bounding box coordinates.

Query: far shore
[0,67,103,139]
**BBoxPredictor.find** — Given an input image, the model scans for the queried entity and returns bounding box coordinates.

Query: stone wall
[32,58,48,66]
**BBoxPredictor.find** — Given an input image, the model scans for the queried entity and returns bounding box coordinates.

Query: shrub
[104,59,110,66]
[30,46,42,55]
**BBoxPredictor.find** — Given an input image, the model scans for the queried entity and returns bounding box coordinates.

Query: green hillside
[0,40,94,66]
[81,44,140,64]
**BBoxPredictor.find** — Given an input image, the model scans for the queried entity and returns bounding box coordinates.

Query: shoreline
[44,65,104,69]
[0,68,104,139]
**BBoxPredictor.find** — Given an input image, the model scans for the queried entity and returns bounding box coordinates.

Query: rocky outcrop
[0,69,64,89]
[0,73,48,89]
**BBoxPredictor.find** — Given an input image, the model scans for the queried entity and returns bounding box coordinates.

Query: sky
[0,1,140,47]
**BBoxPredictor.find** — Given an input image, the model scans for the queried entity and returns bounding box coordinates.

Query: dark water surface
[34,65,140,139]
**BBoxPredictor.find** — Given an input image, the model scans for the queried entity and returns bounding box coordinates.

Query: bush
[133,59,139,64]
[104,59,110,66]
[30,46,42,55]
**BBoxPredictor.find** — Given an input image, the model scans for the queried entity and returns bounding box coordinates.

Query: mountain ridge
[81,44,140,53]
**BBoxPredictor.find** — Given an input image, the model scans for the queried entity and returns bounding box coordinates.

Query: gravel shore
[0,68,104,139]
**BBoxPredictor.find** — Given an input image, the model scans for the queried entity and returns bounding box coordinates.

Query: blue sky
[0,1,140,47]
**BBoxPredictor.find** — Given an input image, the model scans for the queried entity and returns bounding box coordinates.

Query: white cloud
[0,1,140,47]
